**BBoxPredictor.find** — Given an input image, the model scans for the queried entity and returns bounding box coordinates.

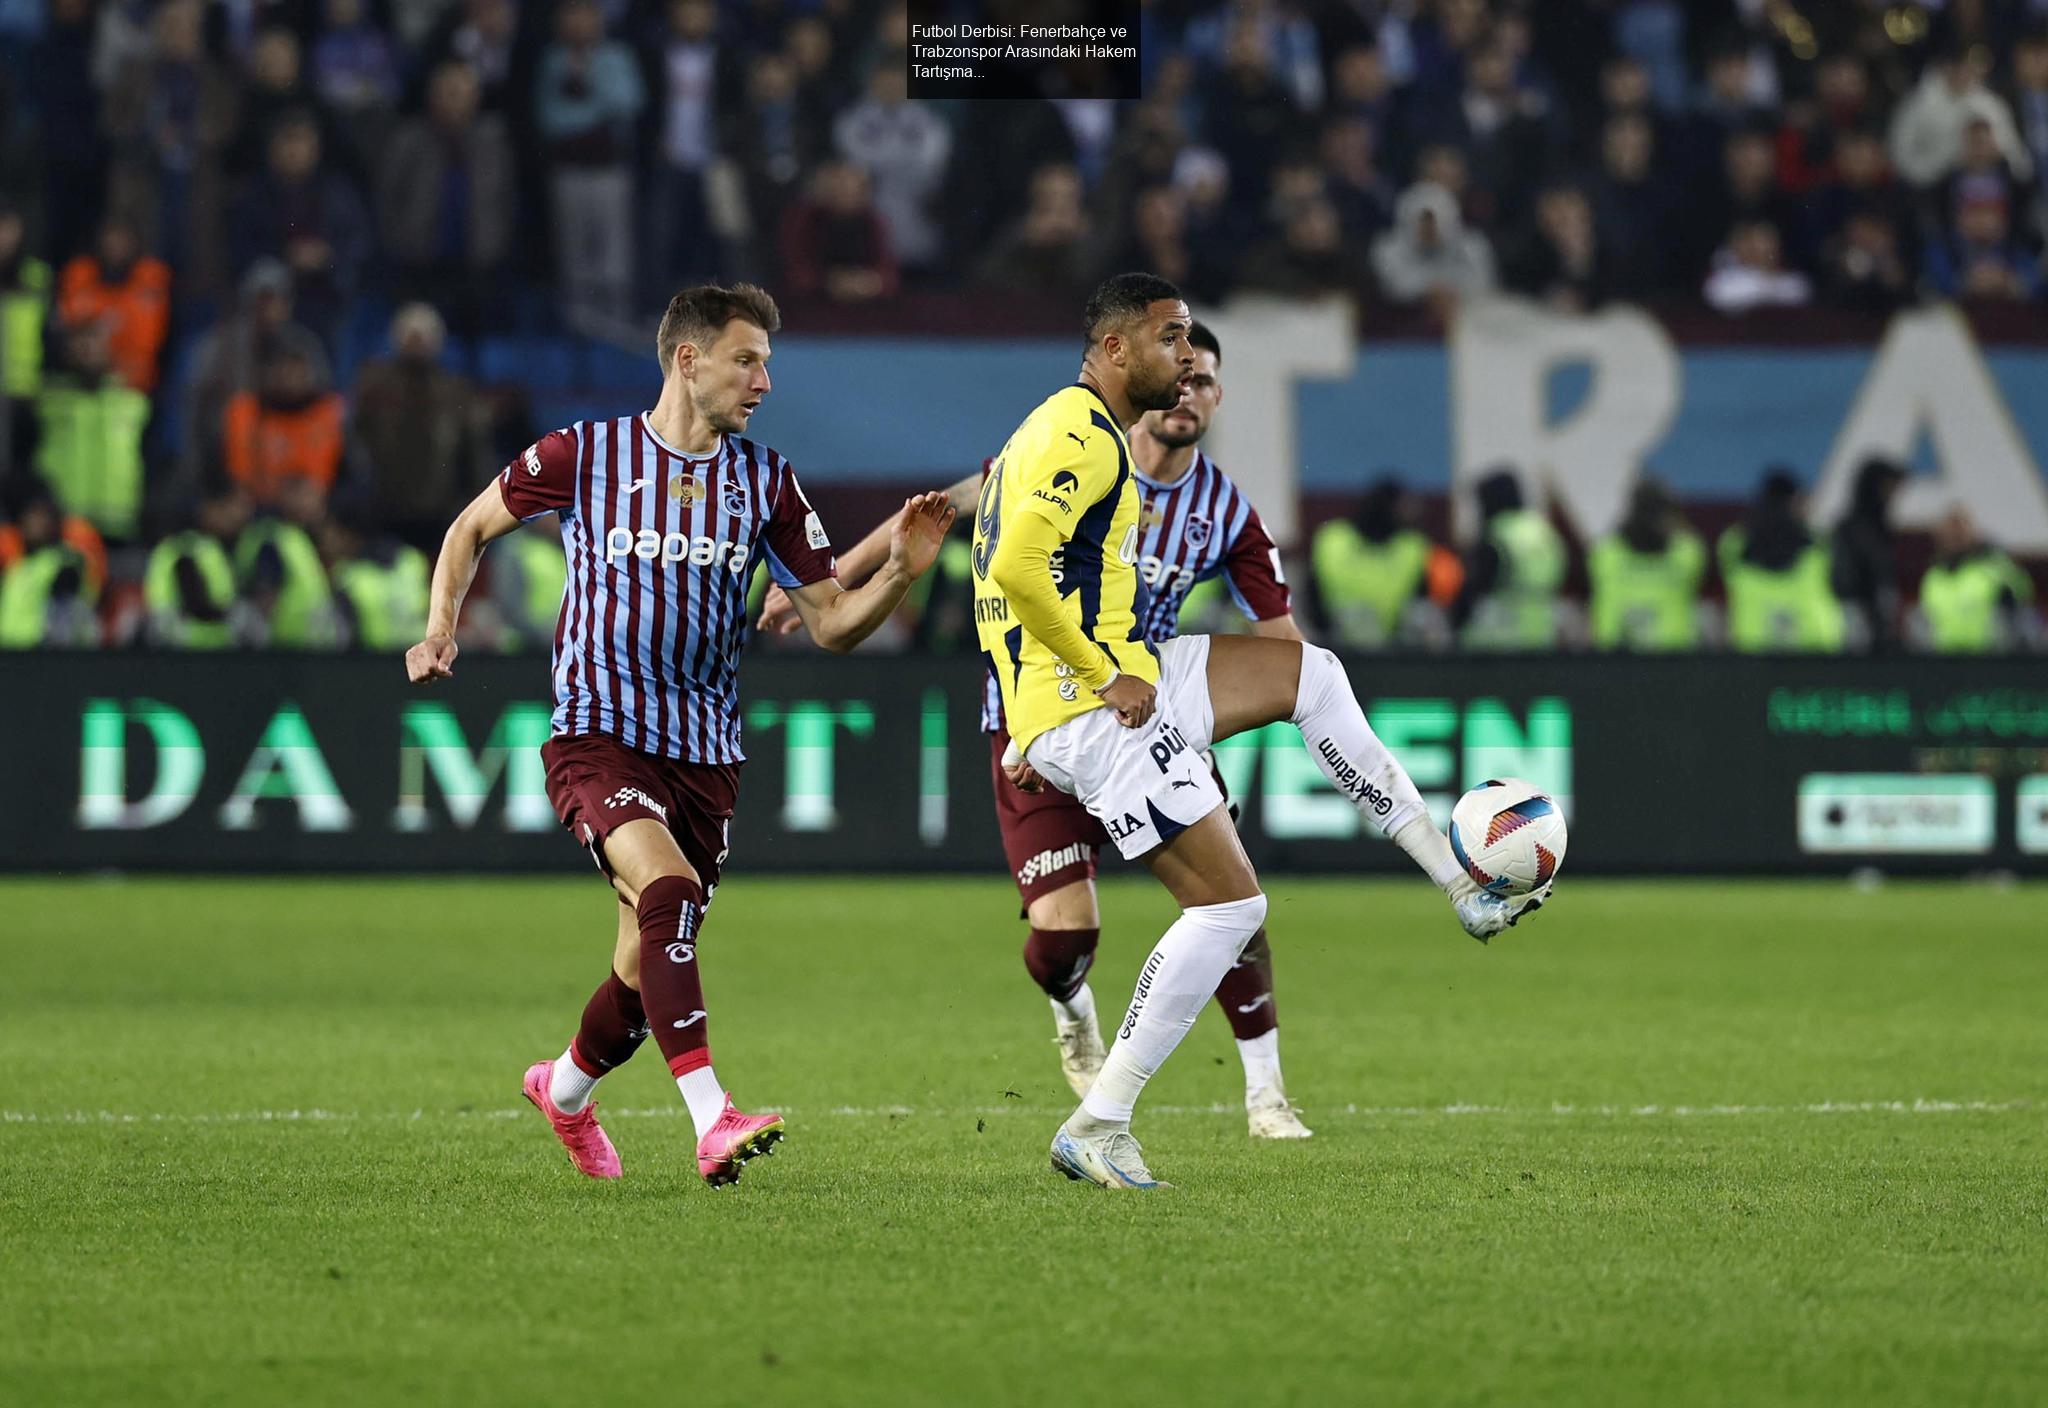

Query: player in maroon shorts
[760,322,1313,1138]
[405,284,954,1185]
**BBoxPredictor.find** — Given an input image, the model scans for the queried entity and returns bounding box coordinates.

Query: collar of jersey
[1070,380,1126,432]
[640,412,727,464]
[1133,451,1206,493]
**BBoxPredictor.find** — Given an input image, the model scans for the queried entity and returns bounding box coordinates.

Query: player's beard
[1146,412,1203,449]
[1130,358,1187,413]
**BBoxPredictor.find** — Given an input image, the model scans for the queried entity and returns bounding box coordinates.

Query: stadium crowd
[0,0,2043,651]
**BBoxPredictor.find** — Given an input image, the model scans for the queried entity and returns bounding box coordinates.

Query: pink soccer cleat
[695,1096,785,1187]
[522,1060,623,1179]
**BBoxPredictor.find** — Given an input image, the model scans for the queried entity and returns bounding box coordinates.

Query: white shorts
[1024,635,1223,860]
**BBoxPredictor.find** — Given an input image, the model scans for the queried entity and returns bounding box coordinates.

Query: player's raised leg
[602,819,785,1186]
[1052,806,1264,1189]
[1202,635,1547,939]
[522,900,647,1178]
[1023,880,1106,1097]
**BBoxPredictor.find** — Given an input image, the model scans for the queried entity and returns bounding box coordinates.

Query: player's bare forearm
[409,484,520,681]
[809,561,915,653]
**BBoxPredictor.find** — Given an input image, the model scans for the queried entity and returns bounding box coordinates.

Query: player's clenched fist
[406,633,459,684]
[1096,672,1156,728]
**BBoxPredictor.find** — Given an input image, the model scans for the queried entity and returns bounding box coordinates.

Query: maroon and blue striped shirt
[981,449,1290,732]
[499,414,837,764]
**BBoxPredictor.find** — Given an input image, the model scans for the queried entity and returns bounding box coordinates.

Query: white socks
[1079,892,1269,1128]
[677,1066,727,1138]
[1291,643,1477,901]
[1052,983,1096,1028]
[549,1047,600,1114]
[1237,1029,1282,1097]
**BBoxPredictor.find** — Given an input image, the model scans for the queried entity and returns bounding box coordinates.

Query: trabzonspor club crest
[1185,514,1213,548]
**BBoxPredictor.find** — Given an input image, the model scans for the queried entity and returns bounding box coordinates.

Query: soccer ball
[1447,779,1566,897]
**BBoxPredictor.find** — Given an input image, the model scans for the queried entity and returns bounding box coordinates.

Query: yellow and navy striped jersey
[971,383,1160,752]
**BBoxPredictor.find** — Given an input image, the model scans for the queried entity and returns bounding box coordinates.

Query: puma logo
[1064,433,1087,450]
[1170,779,1195,790]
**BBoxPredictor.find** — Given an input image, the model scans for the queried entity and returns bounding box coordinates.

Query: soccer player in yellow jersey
[976,274,1547,1190]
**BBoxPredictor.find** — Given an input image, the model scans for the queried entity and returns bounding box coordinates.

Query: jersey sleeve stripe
[1067,408,1130,637]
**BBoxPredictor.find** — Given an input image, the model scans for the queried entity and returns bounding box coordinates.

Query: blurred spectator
[1455,468,1566,650]
[1938,117,2034,238]
[231,112,370,355]
[1777,54,1878,197]
[1183,0,1322,109]
[181,260,330,501]
[33,320,150,541]
[833,59,950,271]
[312,0,400,121]
[1676,42,1771,187]
[1830,455,1906,651]
[1319,118,1396,241]
[0,202,49,447]
[973,163,1092,303]
[1717,468,1843,652]
[490,511,567,651]
[1204,21,1311,219]
[1113,185,1203,298]
[57,217,171,394]
[1504,184,1605,311]
[1696,128,1802,276]
[1239,196,1358,300]
[648,0,735,291]
[1308,476,1451,649]
[1913,506,2036,653]
[102,0,238,293]
[232,478,340,648]
[723,52,821,280]
[1371,181,1496,313]
[1587,477,1705,651]
[0,469,106,597]
[536,0,646,326]
[1704,220,1812,315]
[418,0,522,114]
[1925,193,2044,302]
[227,28,337,180]
[1801,128,1912,262]
[352,304,491,550]
[2013,29,2048,239]
[1325,43,1396,133]
[223,344,345,508]
[378,60,516,331]
[320,506,429,651]
[780,160,899,303]
[0,476,99,647]
[1822,210,1915,315]
[1412,36,1551,231]
[31,0,108,263]
[1586,112,1671,296]
[143,487,247,648]
[1889,45,2031,190]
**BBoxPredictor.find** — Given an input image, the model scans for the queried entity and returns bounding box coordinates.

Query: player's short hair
[656,283,783,373]
[1188,320,1221,365]
[1083,272,1184,349]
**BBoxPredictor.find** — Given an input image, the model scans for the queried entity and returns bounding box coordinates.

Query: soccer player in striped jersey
[404,284,954,1186]
[760,322,1319,1139]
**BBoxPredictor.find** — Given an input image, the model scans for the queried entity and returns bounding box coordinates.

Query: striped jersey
[980,448,1290,731]
[498,414,836,763]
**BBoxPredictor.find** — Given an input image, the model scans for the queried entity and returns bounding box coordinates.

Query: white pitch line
[0,1098,2033,1127]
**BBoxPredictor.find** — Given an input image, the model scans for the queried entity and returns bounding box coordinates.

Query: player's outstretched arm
[784,492,956,653]
[757,470,979,635]
[405,482,521,683]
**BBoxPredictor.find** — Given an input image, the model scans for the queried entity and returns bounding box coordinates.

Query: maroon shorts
[990,725,1237,912]
[541,733,741,896]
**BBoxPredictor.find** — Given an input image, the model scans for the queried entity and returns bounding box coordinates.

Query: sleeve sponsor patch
[805,511,830,550]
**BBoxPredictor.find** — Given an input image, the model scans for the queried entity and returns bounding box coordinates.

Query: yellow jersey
[972,383,1159,752]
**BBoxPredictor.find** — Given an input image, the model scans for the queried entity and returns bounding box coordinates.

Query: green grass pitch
[3,875,2044,1406]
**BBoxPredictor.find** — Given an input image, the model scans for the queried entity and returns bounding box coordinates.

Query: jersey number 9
[972,459,1004,580]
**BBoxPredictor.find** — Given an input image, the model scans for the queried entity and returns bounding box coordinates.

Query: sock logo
[665,941,696,964]
[1315,738,1393,816]
[671,1010,707,1030]
[1120,952,1164,1038]
[1235,994,1273,1015]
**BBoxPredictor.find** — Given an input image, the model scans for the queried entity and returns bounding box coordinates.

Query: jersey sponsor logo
[1017,841,1091,887]
[1120,950,1164,1038]
[1105,810,1146,842]
[602,785,670,821]
[604,525,752,573]
[1052,468,1080,491]
[1032,488,1072,513]
[1139,555,1199,595]
[1315,737,1394,815]
[1185,514,1213,548]
[669,472,707,503]
[804,510,829,550]
[1148,721,1190,774]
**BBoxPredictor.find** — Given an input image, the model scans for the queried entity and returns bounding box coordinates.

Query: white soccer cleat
[1246,1087,1313,1140]
[1050,1124,1169,1189]
[1053,1011,1107,1098]
[1454,884,1552,943]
